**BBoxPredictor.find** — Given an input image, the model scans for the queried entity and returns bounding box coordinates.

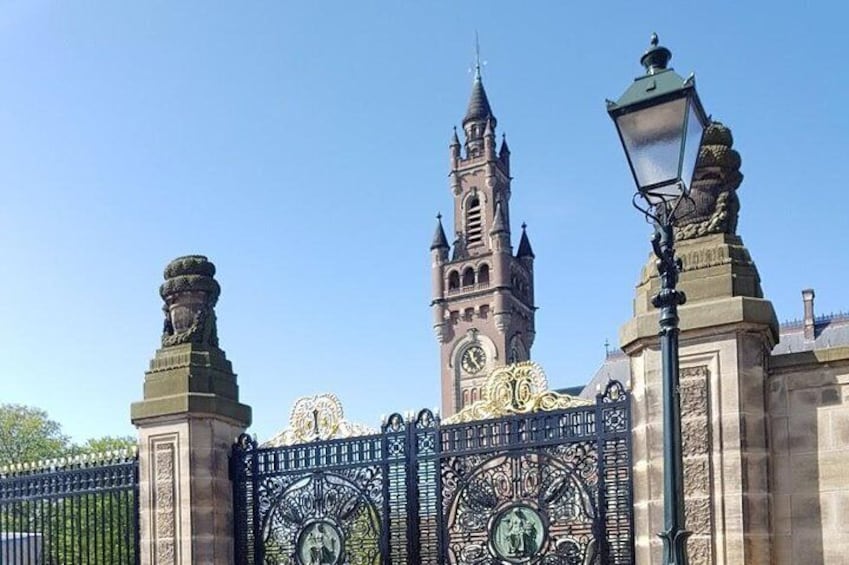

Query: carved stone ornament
[264,393,376,447]
[159,255,220,348]
[444,362,592,424]
[675,121,743,241]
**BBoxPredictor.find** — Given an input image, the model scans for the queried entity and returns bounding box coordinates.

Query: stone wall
[767,346,849,564]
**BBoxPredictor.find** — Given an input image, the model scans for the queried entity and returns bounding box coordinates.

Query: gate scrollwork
[232,378,633,564]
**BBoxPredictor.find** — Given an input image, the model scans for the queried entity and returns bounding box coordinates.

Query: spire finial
[474,31,482,80]
[436,212,442,221]
[521,222,527,231]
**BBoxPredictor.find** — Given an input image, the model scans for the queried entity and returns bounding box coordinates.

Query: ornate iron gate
[232,368,633,565]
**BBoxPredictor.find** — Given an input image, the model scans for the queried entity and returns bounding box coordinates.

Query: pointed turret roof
[450,127,461,147]
[516,223,535,258]
[463,69,496,127]
[431,214,449,250]
[490,201,509,235]
[499,133,510,156]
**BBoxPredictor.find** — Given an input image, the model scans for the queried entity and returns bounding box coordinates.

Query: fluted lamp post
[606,34,709,565]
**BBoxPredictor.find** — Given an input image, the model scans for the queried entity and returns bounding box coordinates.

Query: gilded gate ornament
[445,362,591,424]
[264,393,376,446]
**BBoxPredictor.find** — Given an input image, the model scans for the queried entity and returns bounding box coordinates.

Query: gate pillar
[621,232,778,564]
[131,255,252,565]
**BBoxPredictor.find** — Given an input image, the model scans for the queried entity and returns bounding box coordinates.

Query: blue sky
[1,2,846,444]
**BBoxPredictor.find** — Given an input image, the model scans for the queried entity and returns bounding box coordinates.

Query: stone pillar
[620,123,779,564]
[131,255,252,565]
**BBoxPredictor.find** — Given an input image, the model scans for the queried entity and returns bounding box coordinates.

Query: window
[466,196,483,246]
[462,267,475,287]
[448,270,460,291]
[478,264,490,286]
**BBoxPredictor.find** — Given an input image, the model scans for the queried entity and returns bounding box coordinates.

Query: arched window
[462,389,470,407]
[478,264,490,286]
[448,270,460,291]
[462,267,475,288]
[471,388,478,403]
[465,196,483,247]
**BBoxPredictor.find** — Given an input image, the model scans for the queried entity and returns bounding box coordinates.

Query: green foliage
[67,435,137,457]
[0,403,70,466]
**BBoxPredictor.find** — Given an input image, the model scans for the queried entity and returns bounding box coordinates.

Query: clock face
[461,345,486,374]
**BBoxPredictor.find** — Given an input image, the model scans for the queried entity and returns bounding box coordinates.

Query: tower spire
[474,30,482,81]
[463,34,495,128]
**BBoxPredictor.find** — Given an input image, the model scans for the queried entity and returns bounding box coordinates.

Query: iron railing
[0,450,139,565]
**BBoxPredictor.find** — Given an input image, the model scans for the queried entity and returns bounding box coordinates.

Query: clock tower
[431,65,536,418]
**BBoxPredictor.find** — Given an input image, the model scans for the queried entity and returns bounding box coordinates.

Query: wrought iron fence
[232,379,633,564]
[0,450,139,565]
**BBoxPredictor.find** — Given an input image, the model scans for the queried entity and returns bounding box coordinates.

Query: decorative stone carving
[264,393,376,447]
[152,436,178,565]
[679,366,714,565]
[444,362,591,424]
[681,420,710,456]
[675,121,743,241]
[159,255,220,348]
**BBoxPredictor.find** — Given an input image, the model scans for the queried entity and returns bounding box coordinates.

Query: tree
[0,403,70,467]
[67,435,137,456]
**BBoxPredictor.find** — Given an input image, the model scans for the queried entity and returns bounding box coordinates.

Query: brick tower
[431,64,536,418]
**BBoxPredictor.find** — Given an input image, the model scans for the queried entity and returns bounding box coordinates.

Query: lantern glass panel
[680,98,706,193]
[616,97,687,192]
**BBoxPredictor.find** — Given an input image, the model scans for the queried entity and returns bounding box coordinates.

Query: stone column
[131,255,252,565]
[620,123,778,564]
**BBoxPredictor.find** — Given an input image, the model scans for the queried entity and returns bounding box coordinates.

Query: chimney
[802,288,816,340]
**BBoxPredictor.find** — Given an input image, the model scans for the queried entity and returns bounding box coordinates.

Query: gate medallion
[491,504,547,563]
[297,519,344,565]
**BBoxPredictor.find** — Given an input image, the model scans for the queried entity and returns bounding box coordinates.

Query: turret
[431,214,451,343]
[516,222,535,265]
[499,133,511,172]
[484,117,496,159]
[450,127,461,168]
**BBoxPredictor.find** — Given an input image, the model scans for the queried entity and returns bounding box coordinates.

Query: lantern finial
[640,33,672,74]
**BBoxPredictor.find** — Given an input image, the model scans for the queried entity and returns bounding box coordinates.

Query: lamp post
[606,34,709,565]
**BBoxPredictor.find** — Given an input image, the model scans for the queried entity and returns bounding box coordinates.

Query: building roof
[577,350,631,400]
[570,310,849,398]
[771,312,849,355]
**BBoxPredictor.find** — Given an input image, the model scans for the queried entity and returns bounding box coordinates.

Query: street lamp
[606,33,709,565]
